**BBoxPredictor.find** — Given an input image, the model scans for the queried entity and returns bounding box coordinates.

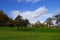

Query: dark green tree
[45,17,53,27]
[6,19,14,26]
[24,19,30,27]
[0,10,10,26]
[13,15,23,29]
[54,14,60,24]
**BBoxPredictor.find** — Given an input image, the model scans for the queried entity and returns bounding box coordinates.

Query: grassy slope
[0,27,60,40]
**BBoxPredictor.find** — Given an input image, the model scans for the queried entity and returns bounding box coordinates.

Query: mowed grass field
[0,27,60,40]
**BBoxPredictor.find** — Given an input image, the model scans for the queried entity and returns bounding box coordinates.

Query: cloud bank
[10,7,47,23]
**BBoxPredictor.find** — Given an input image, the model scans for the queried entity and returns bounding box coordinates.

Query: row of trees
[44,13,60,28]
[32,13,60,28]
[0,10,60,29]
[0,10,30,29]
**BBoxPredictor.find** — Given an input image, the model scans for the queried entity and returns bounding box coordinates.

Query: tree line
[0,10,60,29]
[0,10,30,29]
[44,13,60,28]
[32,13,60,28]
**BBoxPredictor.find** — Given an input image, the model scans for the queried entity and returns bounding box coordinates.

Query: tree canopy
[0,10,30,27]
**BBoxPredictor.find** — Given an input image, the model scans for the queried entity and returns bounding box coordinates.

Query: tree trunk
[48,24,50,28]
[15,26,19,30]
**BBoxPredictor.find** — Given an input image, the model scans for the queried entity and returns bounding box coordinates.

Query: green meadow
[0,27,60,40]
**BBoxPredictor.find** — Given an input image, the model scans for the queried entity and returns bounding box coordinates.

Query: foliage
[54,14,60,24]
[0,10,30,28]
[45,17,53,27]
[0,10,10,26]
[13,15,23,27]
[13,15,30,27]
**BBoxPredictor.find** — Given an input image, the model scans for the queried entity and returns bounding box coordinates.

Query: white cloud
[39,8,60,23]
[39,13,54,23]
[10,7,47,23]
[10,0,41,3]
[42,13,54,17]
[22,7,47,19]
[10,10,21,19]
[54,8,60,15]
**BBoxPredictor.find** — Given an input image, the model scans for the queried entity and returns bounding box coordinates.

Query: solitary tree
[13,15,22,29]
[45,17,53,27]
[53,13,60,27]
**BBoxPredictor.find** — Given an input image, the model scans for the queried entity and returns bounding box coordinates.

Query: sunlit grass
[0,27,60,40]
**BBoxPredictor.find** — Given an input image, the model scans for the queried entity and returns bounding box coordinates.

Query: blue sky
[0,0,60,23]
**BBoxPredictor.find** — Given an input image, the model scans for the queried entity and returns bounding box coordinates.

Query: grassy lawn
[0,27,60,40]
